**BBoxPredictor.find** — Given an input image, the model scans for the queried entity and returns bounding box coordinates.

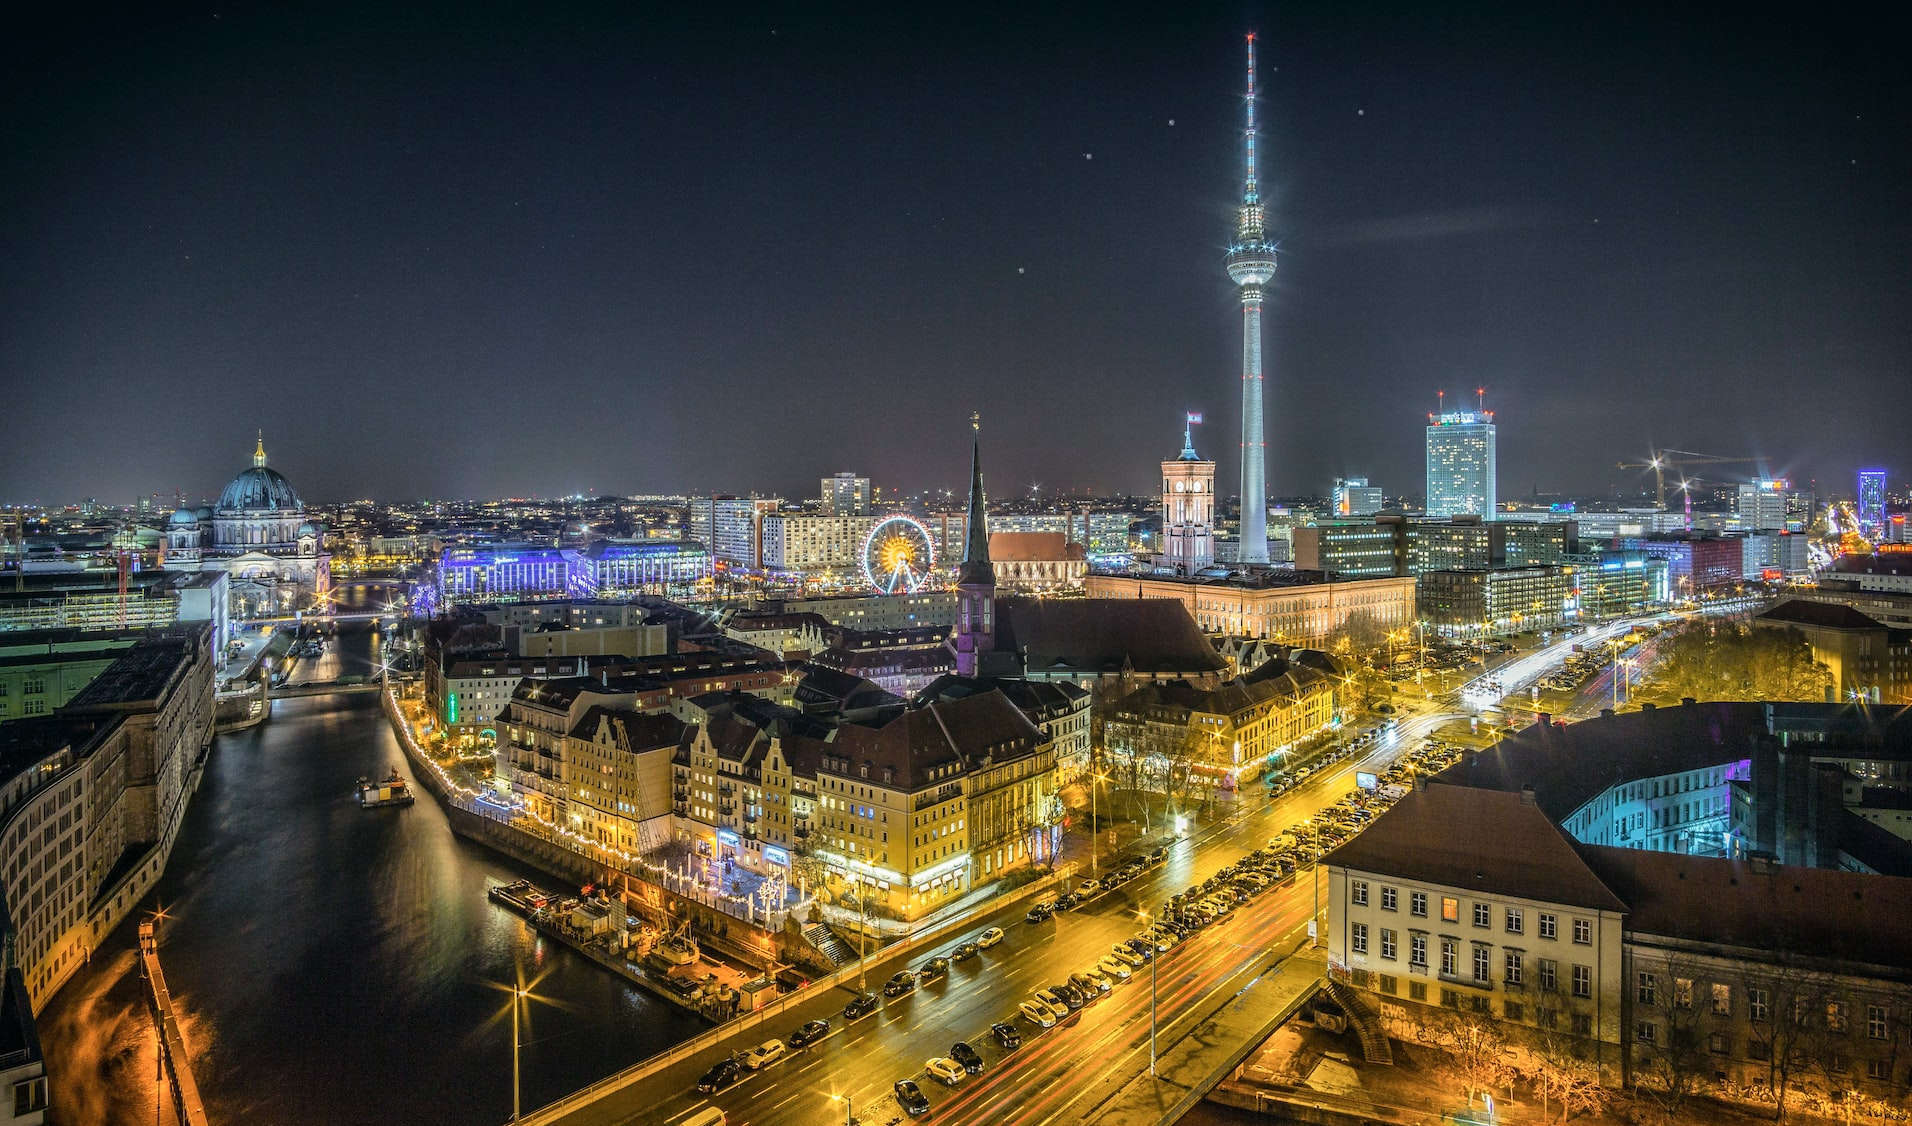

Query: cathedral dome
[219,466,303,512]
[169,508,200,526]
[296,522,317,537]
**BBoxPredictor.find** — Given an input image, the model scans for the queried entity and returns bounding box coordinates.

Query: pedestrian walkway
[138,919,210,1126]
[1079,943,1326,1126]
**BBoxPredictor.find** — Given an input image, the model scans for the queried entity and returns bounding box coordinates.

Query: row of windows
[1351,923,1594,998]
[1351,881,1590,942]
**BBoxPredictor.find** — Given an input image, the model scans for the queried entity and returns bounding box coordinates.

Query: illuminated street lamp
[1089,771,1110,878]
[829,1091,855,1126]
[1136,906,1159,1075]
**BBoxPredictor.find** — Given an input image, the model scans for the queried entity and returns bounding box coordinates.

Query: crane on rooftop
[1616,449,1761,510]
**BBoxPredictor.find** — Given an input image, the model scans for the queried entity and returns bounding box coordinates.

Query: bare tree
[1741,958,1824,1122]
[1425,1003,1517,1109]
[1630,956,1712,1116]
[1507,977,1612,1123]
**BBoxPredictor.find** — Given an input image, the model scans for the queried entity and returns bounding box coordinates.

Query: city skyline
[3,5,1907,505]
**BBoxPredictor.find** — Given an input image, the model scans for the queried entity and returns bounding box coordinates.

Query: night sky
[3,4,1906,507]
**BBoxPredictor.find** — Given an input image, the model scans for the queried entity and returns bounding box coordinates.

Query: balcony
[673,799,689,815]
[743,811,759,824]
[718,783,735,796]
[672,787,689,801]
[743,827,759,841]
[719,802,735,816]
[795,825,811,839]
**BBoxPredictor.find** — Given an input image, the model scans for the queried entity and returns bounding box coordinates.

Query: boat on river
[357,769,415,808]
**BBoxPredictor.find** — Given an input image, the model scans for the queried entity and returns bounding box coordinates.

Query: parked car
[1054,892,1082,912]
[950,1041,985,1074]
[917,956,950,982]
[883,970,918,998]
[1025,902,1055,924]
[894,1078,930,1117]
[1075,877,1101,895]
[741,1039,787,1070]
[1111,944,1145,968]
[991,1021,1023,1048]
[977,926,1006,949]
[1097,955,1133,981]
[1019,999,1058,1028]
[789,1018,830,1048]
[844,992,879,1020]
[696,1057,742,1094]
[925,1057,966,1086]
[1071,971,1111,997]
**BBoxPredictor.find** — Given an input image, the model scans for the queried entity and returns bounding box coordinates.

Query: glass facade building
[1425,410,1497,519]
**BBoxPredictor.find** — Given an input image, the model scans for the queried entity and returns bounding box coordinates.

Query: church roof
[993,598,1228,676]
[168,508,200,526]
[956,434,994,587]
[218,466,303,512]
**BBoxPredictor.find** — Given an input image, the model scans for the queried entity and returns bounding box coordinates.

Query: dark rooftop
[1323,783,1629,913]
[993,597,1227,676]
[1758,598,1896,632]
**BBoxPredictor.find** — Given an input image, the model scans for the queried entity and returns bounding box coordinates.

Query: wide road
[543,707,1464,1126]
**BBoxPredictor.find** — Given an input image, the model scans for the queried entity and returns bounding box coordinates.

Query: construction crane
[1615,449,1761,510]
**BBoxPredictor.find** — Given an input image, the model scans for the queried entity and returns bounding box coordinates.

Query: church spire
[253,430,268,468]
[957,411,993,587]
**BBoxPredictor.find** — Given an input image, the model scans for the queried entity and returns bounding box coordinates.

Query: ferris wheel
[862,516,938,594]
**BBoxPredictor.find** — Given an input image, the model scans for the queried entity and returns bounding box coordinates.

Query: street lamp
[1090,771,1110,878]
[830,1091,855,1126]
[1136,907,1158,1076]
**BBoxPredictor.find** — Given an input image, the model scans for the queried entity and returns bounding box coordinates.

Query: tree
[1641,622,1832,704]
[1506,977,1612,1123]
[1630,957,1711,1117]
[1425,1004,1517,1108]
[1741,959,1824,1122]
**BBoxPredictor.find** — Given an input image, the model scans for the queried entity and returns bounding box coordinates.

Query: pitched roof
[957,436,994,587]
[1758,598,1891,632]
[1323,783,1628,913]
[1577,846,1912,972]
[993,598,1227,676]
[988,532,1085,563]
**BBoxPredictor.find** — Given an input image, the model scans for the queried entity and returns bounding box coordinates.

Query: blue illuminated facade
[436,541,710,604]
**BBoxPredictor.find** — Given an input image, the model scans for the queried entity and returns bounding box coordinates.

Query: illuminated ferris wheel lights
[861,515,937,595]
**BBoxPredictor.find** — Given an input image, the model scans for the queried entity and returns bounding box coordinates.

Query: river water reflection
[39,618,694,1125]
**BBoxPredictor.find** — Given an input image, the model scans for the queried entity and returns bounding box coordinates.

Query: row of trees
[1639,622,1833,704]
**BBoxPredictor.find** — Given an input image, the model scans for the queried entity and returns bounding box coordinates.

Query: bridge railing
[513,863,1073,1125]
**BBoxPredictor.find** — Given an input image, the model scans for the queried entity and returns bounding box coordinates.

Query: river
[38,605,696,1125]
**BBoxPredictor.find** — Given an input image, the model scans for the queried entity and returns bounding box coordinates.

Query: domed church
[163,433,331,616]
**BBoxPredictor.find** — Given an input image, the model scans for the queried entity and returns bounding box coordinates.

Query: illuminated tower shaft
[1225,34,1275,565]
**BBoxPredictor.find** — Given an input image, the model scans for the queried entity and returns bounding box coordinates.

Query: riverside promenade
[138,918,210,1126]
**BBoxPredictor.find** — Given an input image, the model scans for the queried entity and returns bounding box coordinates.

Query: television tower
[1225,33,1276,565]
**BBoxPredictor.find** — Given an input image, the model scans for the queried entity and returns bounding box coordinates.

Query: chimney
[1641,702,1656,712]
[1519,785,1536,805]
[1535,713,1552,727]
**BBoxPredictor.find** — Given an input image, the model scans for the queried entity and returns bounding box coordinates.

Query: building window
[1505,908,1523,935]
[1674,977,1694,1010]
[1351,922,1368,954]
[1538,912,1556,940]
[1441,939,1459,977]
[1828,1001,1848,1033]
[1538,1008,1559,1030]
[1538,959,1557,993]
[1379,974,1397,995]
[1867,1059,1891,1081]
[1352,881,1368,907]
[1573,965,1592,999]
[1572,1013,1593,1037]
[1638,973,1657,1006]
[1749,987,1770,1023]
[1472,995,1491,1014]
[1473,902,1491,928]
[1381,886,1398,911]
[1636,1020,1657,1044]
[1411,891,1428,917]
[1380,929,1397,960]
[1573,917,1591,944]
[1868,1005,1888,1041]
[1409,981,1427,1002]
[1442,896,1459,923]
[1712,983,1732,1016]
[1410,934,1427,969]
[1441,989,1461,1009]
[1473,946,1491,984]
[1709,1032,1730,1055]
[1505,1001,1525,1023]
[1749,1040,1771,1061]
[1505,951,1524,987]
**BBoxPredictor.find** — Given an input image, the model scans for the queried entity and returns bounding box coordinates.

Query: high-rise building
[1859,470,1887,535]
[820,472,872,516]
[1224,35,1274,565]
[1332,477,1383,517]
[1424,405,1497,519]
[688,495,780,568]
[1736,478,1790,533]
[1159,413,1216,575]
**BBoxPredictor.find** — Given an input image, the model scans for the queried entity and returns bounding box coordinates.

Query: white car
[977,926,1006,949]
[1018,999,1058,1028]
[925,1057,966,1086]
[1075,877,1101,895]
[1097,956,1133,981]
[1111,944,1146,968]
[741,1039,787,1070]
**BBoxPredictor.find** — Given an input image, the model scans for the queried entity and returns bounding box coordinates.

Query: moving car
[844,992,879,1020]
[950,1041,985,1074]
[894,1078,930,1117]
[788,1018,830,1048]
[925,1057,966,1086]
[977,926,1006,949]
[696,1057,742,1094]
[1018,999,1059,1028]
[951,941,980,961]
[883,970,918,998]
[741,1039,786,1070]
[991,1021,1023,1048]
[917,956,950,982]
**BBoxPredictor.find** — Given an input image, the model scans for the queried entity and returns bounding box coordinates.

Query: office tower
[1425,396,1497,519]
[1736,478,1790,533]
[821,472,872,516]
[1859,470,1887,535]
[1333,477,1383,517]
